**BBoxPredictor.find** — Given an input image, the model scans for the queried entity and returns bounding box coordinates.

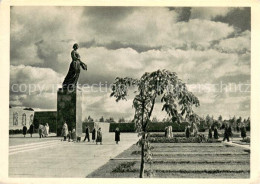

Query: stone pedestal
[57,87,82,137]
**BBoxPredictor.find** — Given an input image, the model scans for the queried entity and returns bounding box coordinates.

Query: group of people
[61,122,121,144]
[38,123,50,138]
[208,126,219,140]
[22,124,34,137]
[82,125,103,144]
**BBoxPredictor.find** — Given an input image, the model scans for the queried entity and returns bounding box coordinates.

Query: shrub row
[109,122,206,132]
[9,129,41,135]
[149,137,221,143]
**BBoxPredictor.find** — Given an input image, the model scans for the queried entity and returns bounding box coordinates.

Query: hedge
[149,137,222,143]
[109,123,136,132]
[109,122,206,132]
[9,129,38,135]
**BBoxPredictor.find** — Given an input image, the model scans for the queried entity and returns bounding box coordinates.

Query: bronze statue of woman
[62,43,87,88]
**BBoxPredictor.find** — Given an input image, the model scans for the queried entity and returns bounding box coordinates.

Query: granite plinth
[57,87,82,137]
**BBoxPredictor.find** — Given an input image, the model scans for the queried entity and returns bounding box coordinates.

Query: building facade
[9,106,35,130]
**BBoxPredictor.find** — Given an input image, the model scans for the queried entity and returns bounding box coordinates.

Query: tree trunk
[139,134,145,178]
[139,89,145,178]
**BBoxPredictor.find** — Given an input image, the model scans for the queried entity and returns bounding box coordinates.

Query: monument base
[57,87,82,137]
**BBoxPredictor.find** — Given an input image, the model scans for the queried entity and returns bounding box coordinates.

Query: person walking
[29,124,34,137]
[96,127,102,145]
[213,126,219,139]
[92,127,96,142]
[241,125,247,140]
[208,127,213,139]
[38,124,43,138]
[164,126,168,137]
[185,126,190,138]
[223,124,230,142]
[45,123,49,137]
[227,124,233,141]
[62,122,68,141]
[22,125,27,137]
[83,125,90,142]
[115,127,120,144]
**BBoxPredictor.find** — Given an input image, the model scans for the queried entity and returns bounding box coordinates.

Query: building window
[22,113,26,125]
[30,114,34,125]
[13,112,18,126]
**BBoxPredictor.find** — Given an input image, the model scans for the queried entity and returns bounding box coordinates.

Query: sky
[10,7,251,121]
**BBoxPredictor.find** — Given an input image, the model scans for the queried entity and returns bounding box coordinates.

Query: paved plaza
[9,133,139,177]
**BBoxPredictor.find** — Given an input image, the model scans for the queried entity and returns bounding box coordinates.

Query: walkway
[9,133,139,178]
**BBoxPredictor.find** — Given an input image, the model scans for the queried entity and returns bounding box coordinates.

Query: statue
[62,43,87,88]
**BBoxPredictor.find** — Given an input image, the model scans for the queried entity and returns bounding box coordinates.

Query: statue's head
[73,43,79,50]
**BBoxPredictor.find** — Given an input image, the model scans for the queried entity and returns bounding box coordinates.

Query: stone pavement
[9,133,139,178]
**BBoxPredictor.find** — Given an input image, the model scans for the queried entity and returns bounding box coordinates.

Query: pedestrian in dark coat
[164,126,167,137]
[241,125,247,140]
[185,126,190,138]
[92,127,96,142]
[96,128,102,145]
[115,127,120,144]
[208,128,213,139]
[83,125,90,142]
[223,125,230,142]
[23,125,27,137]
[213,127,219,139]
[29,124,34,137]
[227,125,233,140]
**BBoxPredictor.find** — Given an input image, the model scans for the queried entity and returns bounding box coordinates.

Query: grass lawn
[87,142,250,178]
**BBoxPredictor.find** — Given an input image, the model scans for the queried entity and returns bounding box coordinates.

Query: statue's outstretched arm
[80,61,87,70]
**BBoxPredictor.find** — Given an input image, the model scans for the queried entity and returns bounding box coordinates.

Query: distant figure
[223,124,230,142]
[169,126,173,138]
[38,124,44,138]
[62,43,87,89]
[71,128,76,142]
[193,124,198,137]
[185,126,190,138]
[227,125,233,141]
[115,127,120,144]
[96,128,102,145]
[83,125,90,142]
[42,125,47,137]
[240,125,247,140]
[208,128,213,139]
[22,125,27,137]
[213,126,219,139]
[29,124,34,137]
[92,127,96,142]
[62,122,68,141]
[45,123,49,137]
[164,126,168,137]
[67,131,72,142]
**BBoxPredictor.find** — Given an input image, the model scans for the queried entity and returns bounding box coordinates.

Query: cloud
[190,7,231,20]
[213,7,251,32]
[9,6,251,119]
[214,30,250,53]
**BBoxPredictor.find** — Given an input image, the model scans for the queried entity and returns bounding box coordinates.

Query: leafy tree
[118,117,126,123]
[151,117,159,123]
[110,69,199,178]
[99,116,104,122]
[105,117,115,123]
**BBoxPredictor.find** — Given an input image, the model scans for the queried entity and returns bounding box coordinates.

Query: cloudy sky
[10,7,251,121]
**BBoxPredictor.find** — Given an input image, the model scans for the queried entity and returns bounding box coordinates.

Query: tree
[151,117,159,123]
[118,117,126,123]
[99,116,104,122]
[110,69,200,178]
[105,117,115,123]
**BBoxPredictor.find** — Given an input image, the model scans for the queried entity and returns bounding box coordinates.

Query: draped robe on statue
[62,50,87,88]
